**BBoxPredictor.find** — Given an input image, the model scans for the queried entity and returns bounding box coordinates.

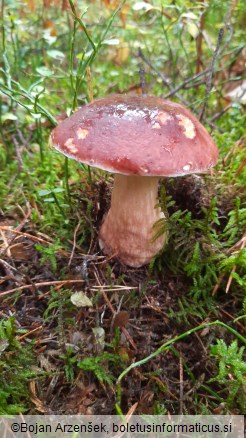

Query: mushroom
[50,94,218,267]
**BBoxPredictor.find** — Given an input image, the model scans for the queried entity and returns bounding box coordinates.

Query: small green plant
[78,352,121,386]
[60,347,78,383]
[35,240,62,273]
[167,295,217,325]
[38,187,69,219]
[153,402,167,415]
[221,197,246,246]
[209,339,246,411]
[42,288,73,334]
[0,317,38,414]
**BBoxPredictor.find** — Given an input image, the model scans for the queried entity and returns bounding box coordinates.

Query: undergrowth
[210,339,246,411]
[0,317,39,414]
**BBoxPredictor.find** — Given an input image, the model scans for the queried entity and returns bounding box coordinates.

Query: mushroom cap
[50,94,218,176]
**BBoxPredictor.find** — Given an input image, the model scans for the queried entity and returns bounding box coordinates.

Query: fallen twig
[68,220,81,267]
[0,279,85,297]
[17,326,43,341]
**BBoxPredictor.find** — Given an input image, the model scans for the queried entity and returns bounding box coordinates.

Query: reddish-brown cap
[50,94,218,176]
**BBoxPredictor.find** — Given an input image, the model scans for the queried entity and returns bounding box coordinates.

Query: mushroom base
[99,174,166,267]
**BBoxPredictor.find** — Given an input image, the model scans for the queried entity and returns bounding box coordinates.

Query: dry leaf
[71,291,93,307]
[112,310,129,329]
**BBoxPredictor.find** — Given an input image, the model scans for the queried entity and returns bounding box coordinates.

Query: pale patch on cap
[183,162,193,171]
[65,138,78,154]
[156,111,173,124]
[152,122,161,129]
[77,128,89,140]
[177,114,196,139]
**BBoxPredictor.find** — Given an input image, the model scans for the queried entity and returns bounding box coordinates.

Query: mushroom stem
[99,174,166,267]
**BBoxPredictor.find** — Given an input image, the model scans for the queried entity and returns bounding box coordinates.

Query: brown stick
[0,279,85,297]
[196,0,205,74]
[17,326,43,341]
